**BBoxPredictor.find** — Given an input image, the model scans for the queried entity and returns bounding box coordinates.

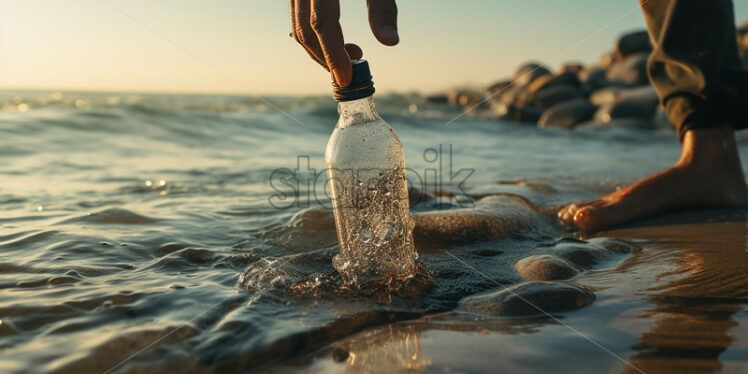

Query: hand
[290,0,399,86]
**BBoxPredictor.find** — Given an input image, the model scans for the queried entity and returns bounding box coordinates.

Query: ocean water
[1,90,747,373]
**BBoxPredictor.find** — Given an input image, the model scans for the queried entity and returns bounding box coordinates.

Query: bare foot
[558,127,748,231]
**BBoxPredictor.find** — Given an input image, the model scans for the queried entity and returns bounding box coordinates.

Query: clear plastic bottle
[325,60,416,286]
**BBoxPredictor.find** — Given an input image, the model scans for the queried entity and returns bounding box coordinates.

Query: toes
[557,205,576,224]
[557,201,596,225]
[573,204,616,231]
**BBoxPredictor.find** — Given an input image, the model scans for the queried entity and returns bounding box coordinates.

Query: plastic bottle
[325,59,416,286]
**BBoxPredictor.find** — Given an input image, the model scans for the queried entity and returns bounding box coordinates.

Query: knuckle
[292,30,303,44]
[293,26,306,43]
[298,29,317,45]
[309,11,328,32]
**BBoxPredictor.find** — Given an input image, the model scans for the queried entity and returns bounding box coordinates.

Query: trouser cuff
[665,94,738,142]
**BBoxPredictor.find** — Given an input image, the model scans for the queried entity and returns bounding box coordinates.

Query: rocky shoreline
[427,23,748,131]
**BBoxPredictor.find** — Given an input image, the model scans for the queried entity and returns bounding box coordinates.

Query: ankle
[677,127,737,168]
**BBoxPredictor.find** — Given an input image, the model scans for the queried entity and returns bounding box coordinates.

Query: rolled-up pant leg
[641,0,748,142]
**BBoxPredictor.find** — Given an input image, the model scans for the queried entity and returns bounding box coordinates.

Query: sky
[0,0,746,95]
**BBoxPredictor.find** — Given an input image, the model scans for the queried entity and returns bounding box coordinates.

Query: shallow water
[1,90,747,373]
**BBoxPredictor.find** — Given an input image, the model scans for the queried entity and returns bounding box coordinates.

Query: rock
[606,52,650,86]
[597,51,617,69]
[538,99,597,129]
[589,88,619,106]
[425,94,449,104]
[531,85,583,108]
[458,281,596,317]
[514,62,552,88]
[514,255,581,281]
[487,80,515,111]
[498,104,544,123]
[487,80,513,96]
[615,30,652,58]
[526,71,581,93]
[413,195,554,248]
[579,67,609,94]
[554,244,612,269]
[561,62,585,74]
[449,90,486,108]
[589,86,659,108]
[594,101,655,123]
[497,84,525,107]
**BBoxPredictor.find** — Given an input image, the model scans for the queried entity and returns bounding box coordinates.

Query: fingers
[292,0,327,68]
[345,43,363,61]
[311,0,352,86]
[367,0,399,46]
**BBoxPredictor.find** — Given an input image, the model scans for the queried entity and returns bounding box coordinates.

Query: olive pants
[642,0,747,141]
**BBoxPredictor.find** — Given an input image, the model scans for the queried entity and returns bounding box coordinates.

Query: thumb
[367,0,398,46]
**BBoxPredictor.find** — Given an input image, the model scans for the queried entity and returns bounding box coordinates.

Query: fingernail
[381,25,398,42]
[332,70,346,87]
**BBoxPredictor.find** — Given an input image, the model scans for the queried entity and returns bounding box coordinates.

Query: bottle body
[325,96,416,285]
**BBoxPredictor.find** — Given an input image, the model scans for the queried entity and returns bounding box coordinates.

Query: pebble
[458,281,596,317]
[514,254,581,281]
[554,243,612,269]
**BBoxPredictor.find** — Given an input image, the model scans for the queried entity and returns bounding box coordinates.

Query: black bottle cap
[332,59,375,102]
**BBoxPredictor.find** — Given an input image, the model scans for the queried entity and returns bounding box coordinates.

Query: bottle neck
[336,95,381,129]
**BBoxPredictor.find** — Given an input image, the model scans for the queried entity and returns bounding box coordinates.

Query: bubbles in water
[328,167,417,285]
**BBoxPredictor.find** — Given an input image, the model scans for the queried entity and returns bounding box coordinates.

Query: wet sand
[265,209,748,374]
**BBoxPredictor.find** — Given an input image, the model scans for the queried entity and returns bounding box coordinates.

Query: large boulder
[531,85,583,108]
[513,62,552,88]
[579,67,609,94]
[526,71,581,93]
[538,99,598,129]
[515,71,581,107]
[458,281,596,317]
[497,84,525,108]
[487,79,513,96]
[449,89,487,109]
[597,50,617,69]
[498,104,544,123]
[487,80,514,110]
[615,30,652,58]
[561,62,585,74]
[594,100,655,123]
[425,94,449,104]
[606,52,650,86]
